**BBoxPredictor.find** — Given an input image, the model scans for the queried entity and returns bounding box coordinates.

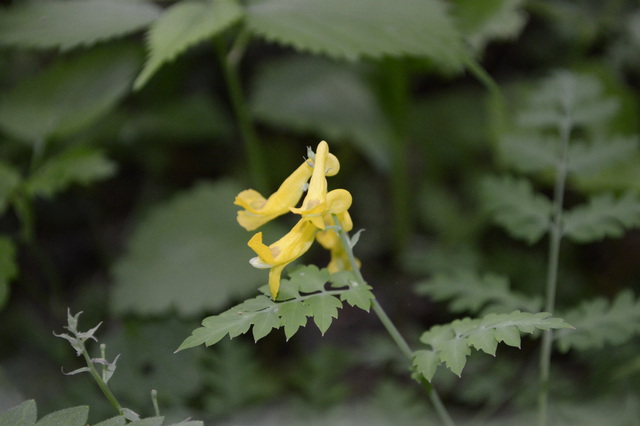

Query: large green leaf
[110,180,271,316]
[0,0,160,51]
[245,0,467,70]
[0,399,37,426]
[134,0,244,89]
[35,406,88,426]
[251,56,392,170]
[0,44,141,143]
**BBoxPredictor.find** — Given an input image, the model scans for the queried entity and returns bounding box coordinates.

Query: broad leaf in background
[0,401,89,426]
[245,0,467,70]
[454,0,528,52]
[555,290,640,352]
[251,56,392,170]
[415,269,542,315]
[24,147,117,199]
[562,191,640,242]
[0,0,160,51]
[134,0,244,89]
[413,311,572,381]
[111,180,270,316]
[0,236,17,310]
[0,44,141,143]
[481,175,552,244]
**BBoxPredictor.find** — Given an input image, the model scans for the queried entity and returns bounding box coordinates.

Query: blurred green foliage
[1,0,639,424]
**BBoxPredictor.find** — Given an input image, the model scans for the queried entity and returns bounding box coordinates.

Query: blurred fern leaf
[567,136,639,176]
[481,175,552,244]
[413,311,572,381]
[562,191,640,242]
[556,290,640,352]
[245,0,467,70]
[415,269,542,315]
[0,0,161,51]
[134,0,244,90]
[178,266,370,350]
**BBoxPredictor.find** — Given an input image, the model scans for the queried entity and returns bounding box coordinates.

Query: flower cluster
[234,141,355,299]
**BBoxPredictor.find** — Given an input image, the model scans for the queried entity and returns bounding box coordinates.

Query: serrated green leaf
[93,416,126,426]
[278,301,310,340]
[340,284,373,312]
[437,338,470,377]
[25,147,116,199]
[0,399,37,426]
[128,417,164,426]
[465,327,498,355]
[274,278,300,301]
[0,0,160,51]
[412,350,440,382]
[134,0,243,90]
[563,191,640,242]
[288,265,330,294]
[251,56,392,171]
[35,406,88,426]
[567,136,639,176]
[178,311,253,350]
[420,324,455,348]
[111,180,272,316]
[245,0,467,70]
[493,325,521,348]
[251,309,281,341]
[305,294,342,335]
[454,0,528,52]
[0,163,21,215]
[0,236,17,310]
[556,290,640,352]
[0,44,140,143]
[498,133,560,174]
[415,269,542,314]
[481,175,552,244]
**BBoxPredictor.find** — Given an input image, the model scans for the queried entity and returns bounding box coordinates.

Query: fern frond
[415,269,542,315]
[555,290,640,352]
[498,133,559,174]
[413,311,572,381]
[562,191,640,242]
[481,175,552,244]
[178,266,372,350]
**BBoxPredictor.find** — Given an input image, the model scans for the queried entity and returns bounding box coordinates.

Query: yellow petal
[268,264,287,299]
[235,160,313,230]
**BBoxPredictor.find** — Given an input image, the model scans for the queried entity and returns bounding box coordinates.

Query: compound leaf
[415,269,542,314]
[340,284,374,312]
[278,301,311,340]
[412,350,440,382]
[0,0,160,51]
[555,290,640,352]
[134,0,243,89]
[567,136,639,176]
[481,175,552,244]
[563,191,640,242]
[416,311,572,381]
[245,0,467,70]
[251,309,281,342]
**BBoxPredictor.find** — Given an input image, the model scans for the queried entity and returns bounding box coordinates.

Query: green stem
[333,215,456,426]
[214,35,269,192]
[80,342,124,416]
[538,101,572,426]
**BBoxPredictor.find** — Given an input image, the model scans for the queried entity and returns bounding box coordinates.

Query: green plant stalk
[79,341,124,417]
[214,36,269,192]
[538,110,572,426]
[333,214,456,426]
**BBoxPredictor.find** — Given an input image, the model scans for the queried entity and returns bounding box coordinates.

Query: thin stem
[80,342,124,416]
[214,36,269,192]
[333,214,456,426]
[537,98,572,426]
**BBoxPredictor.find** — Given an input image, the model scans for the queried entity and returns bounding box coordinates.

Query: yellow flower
[290,141,341,229]
[234,142,339,231]
[316,208,359,274]
[247,219,317,299]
